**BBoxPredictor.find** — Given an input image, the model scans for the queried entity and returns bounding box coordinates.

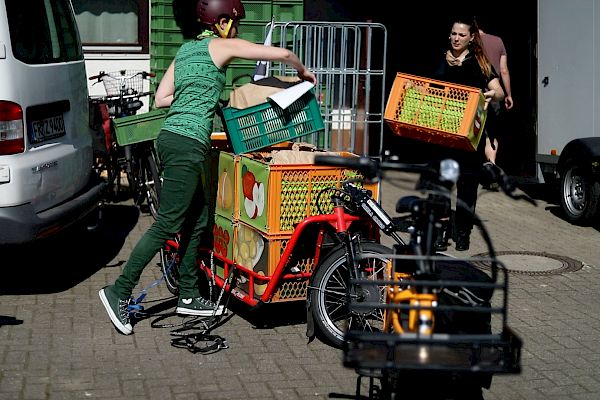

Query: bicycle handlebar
[88,70,156,81]
[89,91,154,101]
[314,155,458,184]
[314,154,537,206]
[314,155,382,179]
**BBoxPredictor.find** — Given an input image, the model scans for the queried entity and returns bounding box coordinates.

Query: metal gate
[266,21,387,156]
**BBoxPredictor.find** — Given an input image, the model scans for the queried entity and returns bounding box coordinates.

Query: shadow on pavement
[0,204,139,295]
[517,181,559,205]
[231,300,308,329]
[0,315,23,327]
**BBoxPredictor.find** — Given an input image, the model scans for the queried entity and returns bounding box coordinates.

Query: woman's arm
[483,77,505,107]
[154,60,175,108]
[499,54,513,109]
[210,38,316,84]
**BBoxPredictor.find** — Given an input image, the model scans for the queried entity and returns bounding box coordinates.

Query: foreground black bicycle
[313,154,534,399]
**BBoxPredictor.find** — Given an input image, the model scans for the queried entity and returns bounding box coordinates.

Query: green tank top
[162,37,226,150]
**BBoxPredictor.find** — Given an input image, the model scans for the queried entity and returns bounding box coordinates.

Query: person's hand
[483,89,495,110]
[297,67,317,85]
[505,95,514,110]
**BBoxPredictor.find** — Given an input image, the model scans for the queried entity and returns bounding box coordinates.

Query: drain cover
[471,251,583,275]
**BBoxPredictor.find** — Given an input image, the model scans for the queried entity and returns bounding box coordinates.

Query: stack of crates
[211,144,379,302]
[150,0,304,100]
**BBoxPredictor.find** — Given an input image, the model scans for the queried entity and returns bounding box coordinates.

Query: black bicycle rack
[342,254,522,398]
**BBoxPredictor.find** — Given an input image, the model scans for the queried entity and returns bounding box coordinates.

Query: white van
[0,0,104,244]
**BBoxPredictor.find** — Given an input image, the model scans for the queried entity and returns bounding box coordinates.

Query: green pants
[114,130,209,299]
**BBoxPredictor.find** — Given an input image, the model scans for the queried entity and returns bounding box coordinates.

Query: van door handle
[542,76,549,87]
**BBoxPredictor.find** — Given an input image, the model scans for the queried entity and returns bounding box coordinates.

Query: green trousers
[114,130,209,299]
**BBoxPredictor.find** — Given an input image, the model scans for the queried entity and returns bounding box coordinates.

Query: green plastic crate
[113,109,167,146]
[242,1,273,21]
[222,90,325,154]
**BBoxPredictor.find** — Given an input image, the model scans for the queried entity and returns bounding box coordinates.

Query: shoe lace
[118,298,131,322]
[197,297,216,307]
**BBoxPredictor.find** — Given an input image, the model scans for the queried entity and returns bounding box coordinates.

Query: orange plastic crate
[212,219,314,302]
[384,72,487,152]
[215,151,240,220]
[237,152,380,234]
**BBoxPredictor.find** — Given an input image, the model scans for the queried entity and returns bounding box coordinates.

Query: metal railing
[266,21,387,156]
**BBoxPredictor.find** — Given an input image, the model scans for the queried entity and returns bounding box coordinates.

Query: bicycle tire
[143,148,161,220]
[127,143,161,219]
[105,143,122,200]
[309,242,392,349]
[160,237,180,296]
[124,144,140,204]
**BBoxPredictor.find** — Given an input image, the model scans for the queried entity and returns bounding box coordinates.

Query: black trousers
[428,136,486,237]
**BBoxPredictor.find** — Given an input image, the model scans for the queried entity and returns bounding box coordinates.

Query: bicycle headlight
[439,159,460,184]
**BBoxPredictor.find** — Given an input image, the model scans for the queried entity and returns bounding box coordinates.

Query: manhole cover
[471,251,583,275]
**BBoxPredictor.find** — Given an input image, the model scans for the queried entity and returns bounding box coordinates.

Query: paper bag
[228,76,301,109]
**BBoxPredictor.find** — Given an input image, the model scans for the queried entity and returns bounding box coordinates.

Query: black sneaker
[434,236,449,252]
[455,235,470,252]
[99,285,133,335]
[176,297,225,316]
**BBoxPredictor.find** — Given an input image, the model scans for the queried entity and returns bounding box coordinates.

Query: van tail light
[0,101,25,155]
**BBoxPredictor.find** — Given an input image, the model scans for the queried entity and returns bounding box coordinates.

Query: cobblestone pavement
[1,172,600,400]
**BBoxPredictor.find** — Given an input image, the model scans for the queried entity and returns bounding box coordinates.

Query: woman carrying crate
[432,15,504,252]
[99,0,316,335]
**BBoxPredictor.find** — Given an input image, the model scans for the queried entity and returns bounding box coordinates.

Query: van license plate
[30,115,66,143]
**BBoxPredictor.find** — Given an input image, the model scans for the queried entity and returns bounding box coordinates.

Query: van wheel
[83,205,103,232]
[560,161,600,225]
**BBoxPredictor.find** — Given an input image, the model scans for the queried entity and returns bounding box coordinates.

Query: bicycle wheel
[309,242,392,348]
[142,148,161,219]
[129,144,161,219]
[160,236,180,296]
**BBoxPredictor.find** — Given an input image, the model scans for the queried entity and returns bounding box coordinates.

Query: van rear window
[5,0,83,64]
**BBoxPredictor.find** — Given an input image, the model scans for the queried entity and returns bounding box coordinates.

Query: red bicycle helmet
[196,0,246,25]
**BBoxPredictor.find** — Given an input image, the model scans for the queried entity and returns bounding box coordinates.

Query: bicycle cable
[164,254,238,354]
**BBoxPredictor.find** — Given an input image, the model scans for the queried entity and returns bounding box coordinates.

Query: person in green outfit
[99,0,317,335]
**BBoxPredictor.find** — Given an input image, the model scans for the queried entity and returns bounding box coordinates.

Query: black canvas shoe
[176,297,225,316]
[99,285,133,335]
[455,233,470,251]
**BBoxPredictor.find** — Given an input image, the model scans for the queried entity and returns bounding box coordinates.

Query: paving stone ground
[2,172,600,399]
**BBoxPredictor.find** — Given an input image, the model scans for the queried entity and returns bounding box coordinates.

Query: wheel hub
[351,282,381,316]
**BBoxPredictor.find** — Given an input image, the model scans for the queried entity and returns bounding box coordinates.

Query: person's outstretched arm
[210,38,317,84]
[499,53,513,109]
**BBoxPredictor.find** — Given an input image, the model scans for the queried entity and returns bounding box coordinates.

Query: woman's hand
[297,67,317,85]
[483,89,495,110]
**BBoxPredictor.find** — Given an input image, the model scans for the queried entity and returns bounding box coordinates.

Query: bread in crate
[384,72,487,152]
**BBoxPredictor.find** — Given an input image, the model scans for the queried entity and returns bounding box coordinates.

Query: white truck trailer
[537,0,600,224]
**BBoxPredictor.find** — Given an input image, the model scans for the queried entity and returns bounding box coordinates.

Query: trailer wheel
[560,161,600,224]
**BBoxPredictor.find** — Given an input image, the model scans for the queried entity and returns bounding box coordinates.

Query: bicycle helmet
[197,0,246,26]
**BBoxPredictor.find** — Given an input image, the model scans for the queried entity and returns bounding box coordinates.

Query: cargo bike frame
[159,160,391,349]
